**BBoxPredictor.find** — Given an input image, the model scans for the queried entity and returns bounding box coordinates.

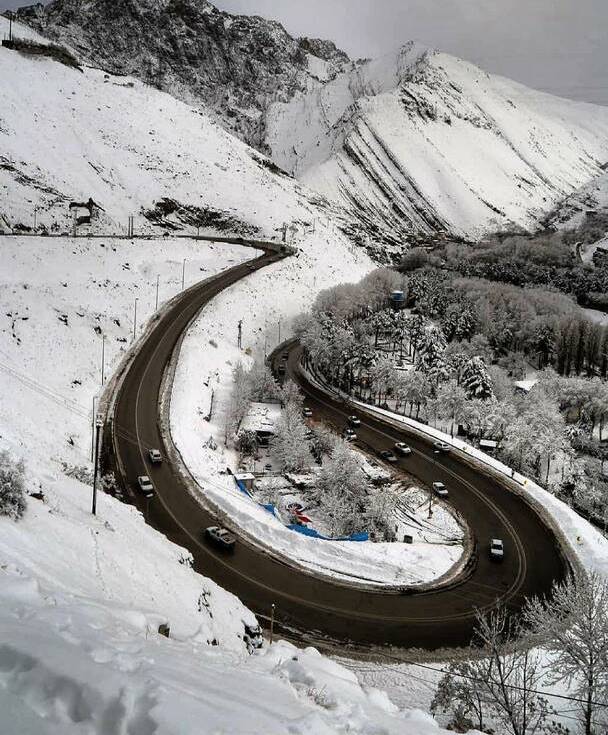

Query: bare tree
[433,606,565,735]
[525,573,608,735]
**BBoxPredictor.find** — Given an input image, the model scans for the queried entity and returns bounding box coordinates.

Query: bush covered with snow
[0,450,27,520]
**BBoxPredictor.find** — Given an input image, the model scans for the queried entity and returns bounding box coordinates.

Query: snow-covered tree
[236,429,258,456]
[248,360,282,402]
[416,325,447,373]
[316,441,371,537]
[280,379,303,409]
[272,403,311,473]
[461,356,494,400]
[0,451,26,520]
[434,380,467,437]
[525,573,608,735]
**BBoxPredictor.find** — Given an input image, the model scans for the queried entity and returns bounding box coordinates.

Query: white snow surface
[0,15,334,241]
[267,45,608,241]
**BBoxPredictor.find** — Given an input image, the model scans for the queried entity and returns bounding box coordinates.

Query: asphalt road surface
[111,253,567,651]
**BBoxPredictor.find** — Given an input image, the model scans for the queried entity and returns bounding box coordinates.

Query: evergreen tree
[461,356,494,400]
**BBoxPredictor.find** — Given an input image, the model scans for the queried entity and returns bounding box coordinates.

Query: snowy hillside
[267,46,608,248]
[547,168,608,230]
[13,0,350,150]
[0,14,346,240]
[15,1,608,253]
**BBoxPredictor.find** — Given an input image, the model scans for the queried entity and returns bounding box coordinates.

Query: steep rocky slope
[14,0,349,151]
[267,46,608,246]
[12,0,608,250]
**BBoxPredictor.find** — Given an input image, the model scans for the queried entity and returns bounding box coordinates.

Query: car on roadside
[394,442,412,456]
[137,475,154,498]
[302,407,313,418]
[343,428,357,442]
[148,448,162,464]
[433,441,451,453]
[432,481,449,497]
[247,262,256,271]
[379,449,398,463]
[489,538,504,562]
[205,526,236,552]
[348,415,361,427]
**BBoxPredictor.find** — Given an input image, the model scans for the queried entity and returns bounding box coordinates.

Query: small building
[389,290,406,311]
[234,472,255,492]
[240,401,282,445]
[514,378,538,395]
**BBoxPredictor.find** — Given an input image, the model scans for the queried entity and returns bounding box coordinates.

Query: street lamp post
[181,258,186,290]
[92,414,104,515]
[101,333,105,385]
[132,297,138,343]
[155,274,160,311]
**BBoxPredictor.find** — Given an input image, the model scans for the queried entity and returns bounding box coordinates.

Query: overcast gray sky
[3,0,606,104]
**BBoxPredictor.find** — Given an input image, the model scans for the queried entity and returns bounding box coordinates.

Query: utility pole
[33,206,37,230]
[181,258,186,290]
[8,12,13,42]
[92,414,103,515]
[91,396,97,461]
[101,333,105,384]
[132,297,138,343]
[155,274,160,310]
[237,319,242,349]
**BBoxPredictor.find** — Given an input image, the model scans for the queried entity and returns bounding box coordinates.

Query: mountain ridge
[11,0,608,251]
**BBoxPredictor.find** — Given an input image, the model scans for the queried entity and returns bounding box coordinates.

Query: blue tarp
[287,524,369,542]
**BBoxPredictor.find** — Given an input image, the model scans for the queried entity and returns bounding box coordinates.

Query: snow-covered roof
[240,402,282,435]
[514,378,538,393]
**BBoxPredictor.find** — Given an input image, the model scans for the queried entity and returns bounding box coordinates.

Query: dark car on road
[489,538,504,562]
[205,526,236,552]
[348,415,361,427]
[343,427,357,442]
[432,481,449,498]
[302,407,313,418]
[379,449,398,463]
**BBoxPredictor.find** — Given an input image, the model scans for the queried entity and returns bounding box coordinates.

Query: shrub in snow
[236,429,258,456]
[0,450,27,520]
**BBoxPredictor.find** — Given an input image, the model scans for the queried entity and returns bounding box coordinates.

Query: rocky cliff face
[15,0,350,151]
[13,0,608,251]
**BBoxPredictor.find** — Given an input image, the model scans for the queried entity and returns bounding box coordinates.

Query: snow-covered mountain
[267,47,608,246]
[14,0,608,252]
[13,0,349,152]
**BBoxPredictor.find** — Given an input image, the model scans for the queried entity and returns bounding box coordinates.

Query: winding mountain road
[110,251,568,651]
